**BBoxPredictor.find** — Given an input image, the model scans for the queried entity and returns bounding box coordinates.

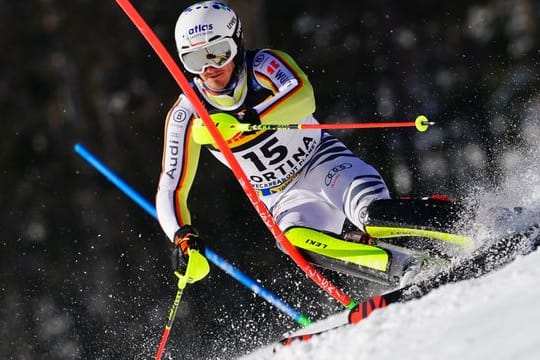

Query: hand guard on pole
[171,225,206,274]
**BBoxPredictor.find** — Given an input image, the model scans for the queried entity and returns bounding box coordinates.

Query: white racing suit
[264,131,390,235]
[156,48,393,276]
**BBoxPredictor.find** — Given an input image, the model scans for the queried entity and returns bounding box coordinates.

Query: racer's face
[200,62,235,92]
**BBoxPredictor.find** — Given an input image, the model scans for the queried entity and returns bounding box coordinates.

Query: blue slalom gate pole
[74,143,311,326]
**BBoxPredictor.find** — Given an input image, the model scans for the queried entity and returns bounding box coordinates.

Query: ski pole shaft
[155,249,206,359]
[74,143,311,326]
[155,272,187,360]
[115,0,356,309]
[234,115,433,132]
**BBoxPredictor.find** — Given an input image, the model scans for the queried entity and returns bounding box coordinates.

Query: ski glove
[236,107,260,126]
[171,225,206,272]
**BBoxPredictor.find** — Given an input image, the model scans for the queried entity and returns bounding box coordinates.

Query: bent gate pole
[74,143,311,326]
[115,0,356,308]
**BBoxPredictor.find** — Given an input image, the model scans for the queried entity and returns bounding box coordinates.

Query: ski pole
[204,114,433,133]
[115,0,357,310]
[155,249,210,360]
[154,272,186,360]
[74,143,311,326]
[192,114,433,144]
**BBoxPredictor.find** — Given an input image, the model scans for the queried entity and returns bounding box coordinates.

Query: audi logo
[325,163,352,186]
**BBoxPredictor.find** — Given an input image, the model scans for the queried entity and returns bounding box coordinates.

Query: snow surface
[240,139,540,359]
[243,249,540,360]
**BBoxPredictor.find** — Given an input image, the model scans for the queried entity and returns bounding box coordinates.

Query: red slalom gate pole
[115,0,356,310]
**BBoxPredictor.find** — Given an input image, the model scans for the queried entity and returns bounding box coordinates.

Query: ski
[279,287,403,345]
[278,224,540,346]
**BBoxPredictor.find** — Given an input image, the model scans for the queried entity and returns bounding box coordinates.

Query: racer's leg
[260,133,417,281]
[263,172,409,279]
[300,133,391,231]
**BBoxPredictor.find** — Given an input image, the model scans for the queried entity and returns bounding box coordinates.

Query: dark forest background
[2,0,540,359]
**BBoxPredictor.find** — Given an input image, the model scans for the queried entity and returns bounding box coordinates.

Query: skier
[156,1,435,286]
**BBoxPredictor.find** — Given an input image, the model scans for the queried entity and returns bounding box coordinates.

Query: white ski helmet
[175,1,244,75]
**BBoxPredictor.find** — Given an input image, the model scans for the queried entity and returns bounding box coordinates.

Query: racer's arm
[251,49,316,125]
[155,95,201,242]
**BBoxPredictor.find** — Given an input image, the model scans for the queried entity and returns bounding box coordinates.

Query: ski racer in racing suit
[156,1,415,283]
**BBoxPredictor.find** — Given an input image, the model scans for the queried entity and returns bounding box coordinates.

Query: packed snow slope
[243,248,540,360]
[241,144,540,360]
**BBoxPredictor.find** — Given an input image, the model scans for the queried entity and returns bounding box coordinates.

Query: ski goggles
[179,37,238,74]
